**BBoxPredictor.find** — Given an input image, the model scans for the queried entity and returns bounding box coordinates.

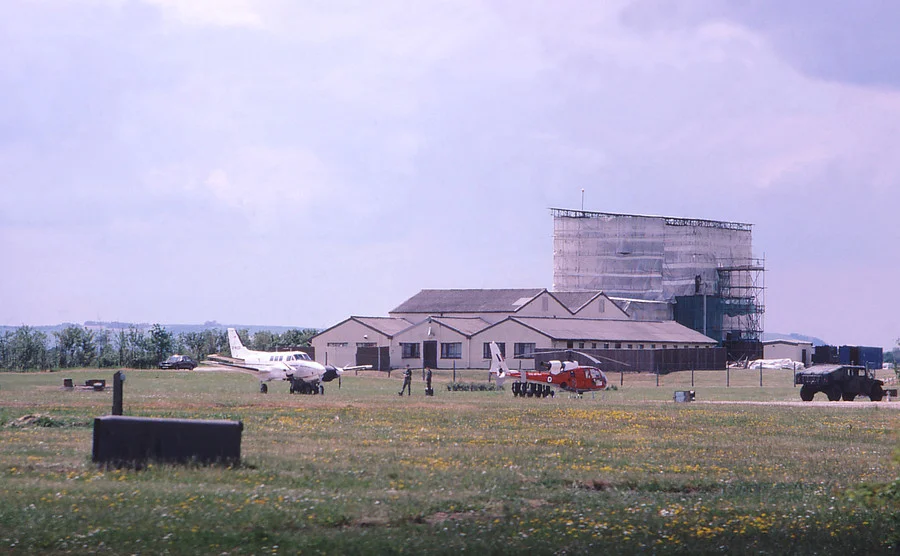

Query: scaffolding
[551,208,765,344]
[716,258,766,341]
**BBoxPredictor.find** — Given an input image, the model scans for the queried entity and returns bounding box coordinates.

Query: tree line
[0,325,318,371]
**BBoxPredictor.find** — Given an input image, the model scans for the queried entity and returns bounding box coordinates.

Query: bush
[446,382,504,392]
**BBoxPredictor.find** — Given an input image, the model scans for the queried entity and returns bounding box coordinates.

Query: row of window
[566,341,711,350]
[268,353,312,362]
[398,342,535,360]
[332,341,710,360]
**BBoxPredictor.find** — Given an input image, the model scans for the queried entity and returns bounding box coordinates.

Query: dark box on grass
[92,415,243,466]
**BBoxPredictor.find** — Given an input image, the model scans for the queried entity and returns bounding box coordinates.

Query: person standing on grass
[400,365,412,396]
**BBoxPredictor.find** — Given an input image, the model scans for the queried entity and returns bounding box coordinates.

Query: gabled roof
[390,289,546,314]
[426,316,490,337]
[353,317,414,337]
[311,316,412,340]
[508,317,717,344]
[551,291,607,313]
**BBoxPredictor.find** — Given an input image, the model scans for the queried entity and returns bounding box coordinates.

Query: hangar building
[311,288,717,371]
[551,208,765,347]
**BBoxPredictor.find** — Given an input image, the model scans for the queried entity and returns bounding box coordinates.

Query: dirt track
[695,400,900,409]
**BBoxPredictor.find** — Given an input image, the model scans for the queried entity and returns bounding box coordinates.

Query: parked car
[159,355,198,370]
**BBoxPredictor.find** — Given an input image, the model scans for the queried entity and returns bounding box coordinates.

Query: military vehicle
[794,365,884,402]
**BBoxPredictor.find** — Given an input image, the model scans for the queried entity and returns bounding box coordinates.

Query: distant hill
[761,332,827,346]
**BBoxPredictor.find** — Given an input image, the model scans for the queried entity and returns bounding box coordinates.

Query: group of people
[399,365,432,396]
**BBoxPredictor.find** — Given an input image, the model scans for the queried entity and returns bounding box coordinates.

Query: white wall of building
[471,319,552,370]
[763,341,813,367]
[311,319,395,367]
[394,320,470,369]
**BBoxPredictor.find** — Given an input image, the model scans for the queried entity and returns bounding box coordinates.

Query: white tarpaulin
[747,359,804,370]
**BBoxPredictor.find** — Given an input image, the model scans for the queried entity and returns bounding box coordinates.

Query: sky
[1,0,898,348]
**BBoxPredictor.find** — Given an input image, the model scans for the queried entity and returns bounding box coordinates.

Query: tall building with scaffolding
[551,208,765,350]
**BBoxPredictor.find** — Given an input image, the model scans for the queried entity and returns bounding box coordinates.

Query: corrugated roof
[352,317,412,337]
[763,339,813,346]
[512,317,716,344]
[391,289,545,314]
[429,316,490,336]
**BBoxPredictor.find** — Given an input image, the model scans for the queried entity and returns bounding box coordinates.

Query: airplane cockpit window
[294,352,311,360]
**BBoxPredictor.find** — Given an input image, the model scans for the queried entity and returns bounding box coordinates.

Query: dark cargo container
[839,345,883,369]
[813,345,839,365]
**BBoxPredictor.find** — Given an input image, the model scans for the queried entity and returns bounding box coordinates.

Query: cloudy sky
[1,0,898,348]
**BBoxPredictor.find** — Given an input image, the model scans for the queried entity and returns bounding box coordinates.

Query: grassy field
[0,367,897,555]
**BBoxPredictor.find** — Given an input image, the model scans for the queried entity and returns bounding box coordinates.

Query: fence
[534,347,726,374]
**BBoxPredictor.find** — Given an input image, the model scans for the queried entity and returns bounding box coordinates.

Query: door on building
[423,341,438,369]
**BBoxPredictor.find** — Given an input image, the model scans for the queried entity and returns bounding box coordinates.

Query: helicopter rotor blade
[534,349,631,368]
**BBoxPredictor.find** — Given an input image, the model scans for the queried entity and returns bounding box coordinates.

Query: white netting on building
[553,210,754,300]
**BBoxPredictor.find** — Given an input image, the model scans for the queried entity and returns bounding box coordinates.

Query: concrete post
[112,371,125,416]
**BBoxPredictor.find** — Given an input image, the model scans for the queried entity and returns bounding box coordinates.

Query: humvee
[794,365,884,402]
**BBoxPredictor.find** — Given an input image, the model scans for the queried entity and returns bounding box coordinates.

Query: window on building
[651,344,656,349]
[401,342,420,359]
[356,342,376,348]
[639,344,644,349]
[326,342,348,348]
[567,340,573,348]
[627,344,633,349]
[514,343,536,359]
[440,342,462,359]
[592,342,597,349]
[614,343,621,349]
[483,342,505,359]
[578,342,585,349]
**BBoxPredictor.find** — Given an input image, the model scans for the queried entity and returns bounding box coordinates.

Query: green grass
[0,368,897,554]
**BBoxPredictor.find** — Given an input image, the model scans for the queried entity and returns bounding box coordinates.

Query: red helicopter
[488,342,610,398]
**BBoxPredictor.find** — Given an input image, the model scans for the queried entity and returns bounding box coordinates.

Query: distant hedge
[446,382,504,392]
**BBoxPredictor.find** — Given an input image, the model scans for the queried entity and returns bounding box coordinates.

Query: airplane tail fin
[227,328,247,359]
[488,342,510,387]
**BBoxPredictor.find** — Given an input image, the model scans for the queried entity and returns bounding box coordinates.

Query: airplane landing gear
[289,378,323,395]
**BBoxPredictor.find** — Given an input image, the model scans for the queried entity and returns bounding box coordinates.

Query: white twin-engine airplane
[209,328,367,394]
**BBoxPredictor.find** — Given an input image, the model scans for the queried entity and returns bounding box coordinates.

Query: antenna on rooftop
[581,188,585,210]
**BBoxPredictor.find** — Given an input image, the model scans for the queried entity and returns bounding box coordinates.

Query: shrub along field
[0,367,897,555]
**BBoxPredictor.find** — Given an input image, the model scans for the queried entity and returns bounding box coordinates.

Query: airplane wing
[340,364,373,372]
[206,354,245,366]
[203,356,290,379]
